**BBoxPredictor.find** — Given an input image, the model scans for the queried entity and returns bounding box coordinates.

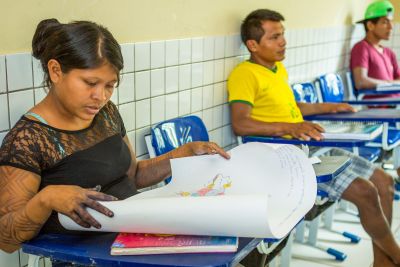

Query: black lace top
[0,101,136,233]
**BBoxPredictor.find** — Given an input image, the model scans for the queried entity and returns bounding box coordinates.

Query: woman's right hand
[40,185,118,229]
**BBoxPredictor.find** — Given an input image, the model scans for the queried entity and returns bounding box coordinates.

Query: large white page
[59,142,317,239]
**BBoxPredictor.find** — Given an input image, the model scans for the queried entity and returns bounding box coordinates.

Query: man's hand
[323,103,355,113]
[287,121,325,141]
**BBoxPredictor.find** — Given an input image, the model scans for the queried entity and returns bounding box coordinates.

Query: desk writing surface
[242,135,369,148]
[304,109,400,123]
[313,156,351,183]
[22,233,261,267]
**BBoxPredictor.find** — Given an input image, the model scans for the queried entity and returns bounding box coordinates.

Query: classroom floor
[288,170,400,267]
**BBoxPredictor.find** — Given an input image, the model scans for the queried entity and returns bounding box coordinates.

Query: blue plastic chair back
[292,82,319,103]
[316,73,345,103]
[151,115,209,156]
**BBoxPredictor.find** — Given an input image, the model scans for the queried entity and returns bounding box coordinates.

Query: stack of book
[110,233,239,255]
[318,122,383,141]
[376,83,400,91]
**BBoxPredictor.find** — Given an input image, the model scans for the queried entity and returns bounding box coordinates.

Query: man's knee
[343,178,380,207]
[370,168,395,198]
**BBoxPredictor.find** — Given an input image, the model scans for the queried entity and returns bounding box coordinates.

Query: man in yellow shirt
[228,9,398,267]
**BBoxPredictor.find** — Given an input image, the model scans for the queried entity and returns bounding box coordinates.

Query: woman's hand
[183,141,230,159]
[40,185,118,229]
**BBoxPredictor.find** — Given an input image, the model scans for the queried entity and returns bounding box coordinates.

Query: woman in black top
[0,19,229,253]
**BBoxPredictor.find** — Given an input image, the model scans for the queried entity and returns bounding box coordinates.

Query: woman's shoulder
[1,118,43,149]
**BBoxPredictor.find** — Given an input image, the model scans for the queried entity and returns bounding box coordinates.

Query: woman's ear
[48,59,63,84]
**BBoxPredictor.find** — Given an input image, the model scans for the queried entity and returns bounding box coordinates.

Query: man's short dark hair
[363,17,381,32]
[241,9,285,44]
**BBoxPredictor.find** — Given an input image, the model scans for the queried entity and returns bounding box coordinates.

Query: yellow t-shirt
[227,61,303,123]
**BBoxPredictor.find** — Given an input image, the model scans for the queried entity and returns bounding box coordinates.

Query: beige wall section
[0,0,391,54]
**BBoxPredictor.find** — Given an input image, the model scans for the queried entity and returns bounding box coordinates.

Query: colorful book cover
[110,233,238,255]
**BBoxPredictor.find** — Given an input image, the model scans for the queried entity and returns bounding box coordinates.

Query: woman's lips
[84,106,100,115]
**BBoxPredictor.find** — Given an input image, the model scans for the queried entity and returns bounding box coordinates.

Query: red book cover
[110,233,238,255]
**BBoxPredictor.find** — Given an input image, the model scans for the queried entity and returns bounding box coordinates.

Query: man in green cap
[351,0,400,94]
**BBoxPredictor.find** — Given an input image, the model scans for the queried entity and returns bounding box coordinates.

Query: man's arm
[353,67,393,89]
[296,102,355,116]
[230,102,324,141]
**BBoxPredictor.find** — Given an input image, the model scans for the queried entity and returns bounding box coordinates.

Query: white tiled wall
[2,24,400,154]
[1,23,400,266]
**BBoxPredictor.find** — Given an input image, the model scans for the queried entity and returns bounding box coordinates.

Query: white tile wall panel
[202,108,213,131]
[203,36,215,61]
[178,64,191,91]
[212,105,223,129]
[209,127,222,146]
[151,69,165,97]
[191,87,203,112]
[8,89,34,127]
[119,102,135,131]
[118,73,135,104]
[121,43,135,73]
[191,37,204,63]
[178,90,191,116]
[202,84,213,109]
[213,59,224,83]
[191,62,203,88]
[0,56,6,93]
[32,57,44,88]
[222,103,230,126]
[151,41,165,69]
[165,40,179,66]
[6,53,33,91]
[165,93,178,120]
[165,66,179,93]
[0,94,9,131]
[213,82,224,106]
[151,96,165,124]
[135,71,150,100]
[135,99,151,128]
[202,61,214,86]
[179,38,192,64]
[214,36,225,59]
[134,42,150,71]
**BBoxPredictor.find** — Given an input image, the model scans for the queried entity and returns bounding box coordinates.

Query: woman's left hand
[184,141,230,159]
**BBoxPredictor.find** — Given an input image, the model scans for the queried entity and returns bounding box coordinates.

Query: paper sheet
[59,142,317,239]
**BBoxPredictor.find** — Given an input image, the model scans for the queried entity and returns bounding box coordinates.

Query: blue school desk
[22,156,350,267]
[23,233,261,267]
[303,109,400,123]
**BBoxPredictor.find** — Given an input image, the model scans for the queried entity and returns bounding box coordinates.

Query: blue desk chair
[147,115,293,267]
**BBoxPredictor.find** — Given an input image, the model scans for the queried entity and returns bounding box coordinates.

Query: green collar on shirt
[248,59,278,73]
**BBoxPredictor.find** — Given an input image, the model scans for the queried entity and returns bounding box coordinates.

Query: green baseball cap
[357,0,394,23]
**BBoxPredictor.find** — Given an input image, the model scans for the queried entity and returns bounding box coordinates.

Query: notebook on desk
[317,122,383,140]
[376,83,400,91]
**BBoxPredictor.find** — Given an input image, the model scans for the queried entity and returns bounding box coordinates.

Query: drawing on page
[178,174,232,197]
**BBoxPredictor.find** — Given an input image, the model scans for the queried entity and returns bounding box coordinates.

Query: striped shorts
[314,148,377,201]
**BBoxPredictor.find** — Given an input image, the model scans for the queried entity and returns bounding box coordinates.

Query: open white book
[376,83,400,91]
[318,122,383,140]
[59,142,317,239]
